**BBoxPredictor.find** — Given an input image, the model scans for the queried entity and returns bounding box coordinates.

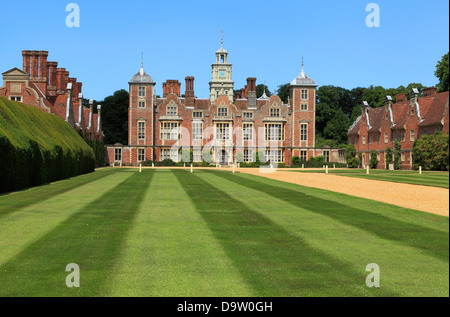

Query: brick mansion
[106,42,345,166]
[0,50,103,141]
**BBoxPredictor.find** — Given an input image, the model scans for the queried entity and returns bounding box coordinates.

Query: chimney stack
[247,77,257,107]
[396,93,408,103]
[423,87,437,97]
[185,76,195,106]
[65,83,75,128]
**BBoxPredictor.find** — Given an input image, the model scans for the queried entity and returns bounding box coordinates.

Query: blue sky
[0,0,448,100]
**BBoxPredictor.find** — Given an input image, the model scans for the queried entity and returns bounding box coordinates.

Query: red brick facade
[106,47,345,166]
[348,89,449,169]
[1,50,103,141]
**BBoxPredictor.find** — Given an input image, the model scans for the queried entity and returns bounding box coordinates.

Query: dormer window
[167,105,177,116]
[270,108,280,117]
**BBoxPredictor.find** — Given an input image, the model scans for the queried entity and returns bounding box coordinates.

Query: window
[243,112,253,120]
[265,123,284,141]
[363,135,366,145]
[411,107,415,116]
[369,135,373,144]
[377,134,380,144]
[265,150,283,163]
[192,122,203,140]
[384,133,389,144]
[423,128,428,135]
[167,106,177,116]
[218,107,228,117]
[215,123,230,140]
[10,96,22,102]
[301,103,308,111]
[160,122,179,140]
[300,124,308,142]
[138,121,145,140]
[401,130,405,142]
[193,148,202,162]
[377,152,381,161]
[138,101,146,108]
[138,149,145,162]
[138,87,145,97]
[323,151,330,163]
[161,148,180,162]
[401,152,405,162]
[410,130,415,142]
[300,150,307,162]
[243,123,253,141]
[301,89,308,100]
[114,148,122,161]
[244,149,253,162]
[270,108,280,117]
[193,111,203,118]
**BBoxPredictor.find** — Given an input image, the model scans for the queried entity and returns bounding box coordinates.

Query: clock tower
[209,32,234,103]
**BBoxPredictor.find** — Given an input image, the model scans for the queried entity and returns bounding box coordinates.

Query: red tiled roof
[367,107,385,132]
[391,101,409,129]
[348,116,361,135]
[419,91,449,126]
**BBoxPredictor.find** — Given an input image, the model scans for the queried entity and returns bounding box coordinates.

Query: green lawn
[0,168,448,297]
[290,169,450,188]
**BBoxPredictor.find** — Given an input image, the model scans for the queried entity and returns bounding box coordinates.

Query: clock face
[219,70,226,78]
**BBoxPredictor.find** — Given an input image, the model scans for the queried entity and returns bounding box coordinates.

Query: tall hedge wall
[0,96,95,193]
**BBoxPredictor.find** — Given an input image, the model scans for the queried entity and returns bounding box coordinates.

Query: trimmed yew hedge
[0,96,95,193]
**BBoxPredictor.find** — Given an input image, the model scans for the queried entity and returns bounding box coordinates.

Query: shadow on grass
[209,170,449,262]
[0,169,120,218]
[0,170,154,297]
[174,170,398,297]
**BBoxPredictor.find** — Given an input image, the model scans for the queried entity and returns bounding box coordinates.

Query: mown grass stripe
[0,169,118,218]
[0,169,153,297]
[0,170,133,266]
[108,170,252,297]
[174,170,397,297]
[208,170,449,262]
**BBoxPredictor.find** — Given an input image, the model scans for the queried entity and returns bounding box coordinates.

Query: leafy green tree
[394,140,402,170]
[256,84,272,98]
[435,52,449,93]
[345,144,360,168]
[323,108,350,145]
[101,89,129,145]
[385,147,393,169]
[413,132,449,171]
[277,83,290,103]
[369,150,379,169]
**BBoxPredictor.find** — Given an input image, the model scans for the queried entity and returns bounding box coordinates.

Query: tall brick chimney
[47,62,58,87]
[22,51,31,74]
[247,77,257,107]
[163,80,181,97]
[38,51,48,79]
[185,76,195,106]
[396,93,408,103]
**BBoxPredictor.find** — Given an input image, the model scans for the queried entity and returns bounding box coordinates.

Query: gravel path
[238,168,449,217]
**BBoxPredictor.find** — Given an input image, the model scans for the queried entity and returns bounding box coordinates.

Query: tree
[435,52,449,93]
[277,83,290,103]
[101,89,129,145]
[292,156,301,166]
[256,84,272,98]
[413,132,449,171]
[394,140,402,170]
[323,108,350,145]
[345,144,361,168]
[369,150,379,169]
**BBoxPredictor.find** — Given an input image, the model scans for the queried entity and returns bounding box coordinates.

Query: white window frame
[160,122,180,140]
[265,123,284,141]
[243,123,253,141]
[114,148,122,161]
[138,121,145,140]
[138,148,145,162]
[138,87,145,97]
[192,122,203,140]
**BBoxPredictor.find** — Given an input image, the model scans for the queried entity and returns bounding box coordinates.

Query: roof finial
[300,55,306,77]
[302,55,304,71]
[141,52,144,68]
[221,30,224,48]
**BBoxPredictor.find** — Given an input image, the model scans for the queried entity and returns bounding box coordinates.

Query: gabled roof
[419,91,449,126]
[367,107,385,132]
[2,67,29,76]
[348,115,361,135]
